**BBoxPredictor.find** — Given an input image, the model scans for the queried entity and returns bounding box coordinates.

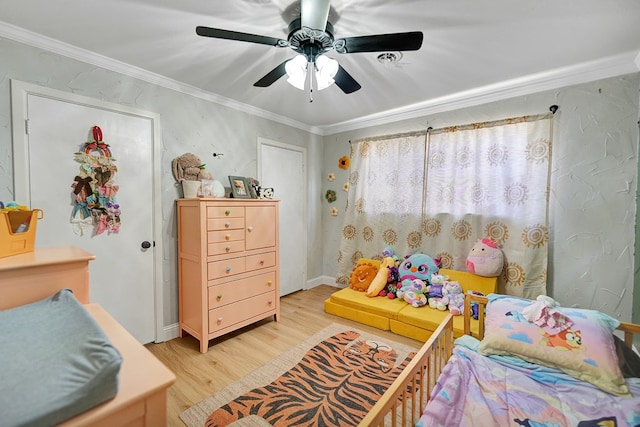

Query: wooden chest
[176,198,280,352]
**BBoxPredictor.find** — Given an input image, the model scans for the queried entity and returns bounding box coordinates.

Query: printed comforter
[417,337,640,427]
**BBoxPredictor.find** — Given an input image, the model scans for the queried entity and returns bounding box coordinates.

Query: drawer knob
[225,234,231,240]
[217,317,223,323]
[268,300,273,306]
[226,266,232,272]
[260,260,264,265]
[225,222,231,228]
[225,246,231,252]
[247,226,253,232]
[217,294,222,300]
[267,280,273,286]
[225,210,230,216]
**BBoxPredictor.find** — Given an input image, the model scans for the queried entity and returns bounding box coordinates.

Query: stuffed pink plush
[466,238,504,277]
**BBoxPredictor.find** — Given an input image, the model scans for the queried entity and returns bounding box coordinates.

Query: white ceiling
[2,0,640,134]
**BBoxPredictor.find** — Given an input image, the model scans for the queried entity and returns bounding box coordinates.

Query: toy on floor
[466,237,504,277]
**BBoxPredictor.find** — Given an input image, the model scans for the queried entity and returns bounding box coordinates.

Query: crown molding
[0,21,321,135]
[321,50,640,135]
[1,21,638,137]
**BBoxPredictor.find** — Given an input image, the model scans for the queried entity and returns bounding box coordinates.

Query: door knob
[141,241,152,249]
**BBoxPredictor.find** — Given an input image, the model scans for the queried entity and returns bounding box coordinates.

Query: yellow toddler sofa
[324,268,498,341]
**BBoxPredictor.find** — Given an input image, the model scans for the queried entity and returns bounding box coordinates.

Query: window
[337,113,553,298]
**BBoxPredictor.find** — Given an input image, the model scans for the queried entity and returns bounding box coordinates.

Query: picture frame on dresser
[228,176,251,199]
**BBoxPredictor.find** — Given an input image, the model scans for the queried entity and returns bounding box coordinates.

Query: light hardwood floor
[146,284,421,426]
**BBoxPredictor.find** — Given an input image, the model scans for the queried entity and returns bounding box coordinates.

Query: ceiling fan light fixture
[285,54,308,90]
[315,54,339,91]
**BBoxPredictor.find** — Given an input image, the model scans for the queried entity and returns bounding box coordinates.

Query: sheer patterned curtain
[424,115,553,298]
[335,133,427,285]
[336,113,553,299]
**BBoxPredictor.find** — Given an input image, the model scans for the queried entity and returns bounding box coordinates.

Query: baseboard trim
[155,322,180,343]
[306,275,344,289]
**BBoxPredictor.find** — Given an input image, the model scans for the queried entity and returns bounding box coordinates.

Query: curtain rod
[350,105,558,144]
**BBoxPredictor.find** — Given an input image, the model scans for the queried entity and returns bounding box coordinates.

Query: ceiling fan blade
[300,0,330,31]
[253,60,290,87]
[333,65,361,94]
[336,31,423,53]
[196,26,287,47]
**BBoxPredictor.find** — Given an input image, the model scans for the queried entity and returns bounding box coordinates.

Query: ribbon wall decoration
[69,125,121,236]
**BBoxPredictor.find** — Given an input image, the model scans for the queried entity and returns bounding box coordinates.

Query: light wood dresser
[177,198,280,353]
[0,245,94,310]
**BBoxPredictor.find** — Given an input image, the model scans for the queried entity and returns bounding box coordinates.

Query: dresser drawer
[207,240,244,256]
[208,291,277,333]
[208,257,246,279]
[207,217,245,231]
[208,271,276,308]
[208,229,244,243]
[246,251,276,272]
[207,206,244,218]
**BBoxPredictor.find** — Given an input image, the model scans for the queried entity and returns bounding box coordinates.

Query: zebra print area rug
[179,323,419,427]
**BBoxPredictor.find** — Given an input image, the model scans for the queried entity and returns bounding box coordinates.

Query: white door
[259,139,306,296]
[11,81,162,344]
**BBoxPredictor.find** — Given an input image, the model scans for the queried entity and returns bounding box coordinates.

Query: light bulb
[285,54,308,90]
[315,55,338,90]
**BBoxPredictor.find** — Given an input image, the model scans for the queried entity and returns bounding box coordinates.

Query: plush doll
[349,261,379,292]
[381,282,398,299]
[382,246,400,264]
[365,257,397,297]
[443,281,465,315]
[396,252,440,299]
[466,237,504,277]
[427,273,448,310]
[400,279,428,307]
[171,153,213,182]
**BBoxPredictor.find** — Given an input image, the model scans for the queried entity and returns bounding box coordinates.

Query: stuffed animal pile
[365,246,401,298]
[427,273,465,315]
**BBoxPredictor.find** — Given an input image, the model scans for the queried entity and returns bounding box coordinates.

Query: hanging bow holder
[69,125,121,236]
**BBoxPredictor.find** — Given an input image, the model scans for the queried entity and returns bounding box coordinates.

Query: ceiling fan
[196,0,423,94]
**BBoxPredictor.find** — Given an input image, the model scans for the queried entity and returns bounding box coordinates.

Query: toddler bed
[360,293,640,426]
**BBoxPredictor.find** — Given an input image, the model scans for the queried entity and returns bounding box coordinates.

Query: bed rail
[617,320,640,347]
[359,313,454,427]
